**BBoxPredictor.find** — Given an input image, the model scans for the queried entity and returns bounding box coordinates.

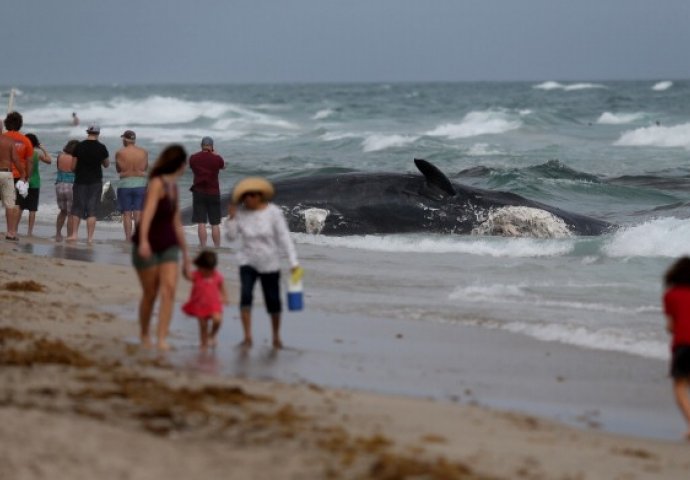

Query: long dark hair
[665,257,690,287]
[149,144,187,179]
[63,139,80,155]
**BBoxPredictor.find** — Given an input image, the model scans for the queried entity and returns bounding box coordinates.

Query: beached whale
[179,159,612,238]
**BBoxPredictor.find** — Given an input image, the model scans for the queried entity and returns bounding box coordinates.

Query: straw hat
[232,177,275,204]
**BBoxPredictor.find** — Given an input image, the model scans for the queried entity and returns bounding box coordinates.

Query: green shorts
[132,245,180,270]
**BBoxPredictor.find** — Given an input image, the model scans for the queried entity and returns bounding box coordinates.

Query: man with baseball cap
[67,124,110,244]
[189,136,225,247]
[115,130,148,241]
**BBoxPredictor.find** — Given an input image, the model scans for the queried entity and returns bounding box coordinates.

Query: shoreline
[2,240,690,478]
[10,233,682,441]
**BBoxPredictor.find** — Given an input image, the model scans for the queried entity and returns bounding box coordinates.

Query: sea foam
[603,217,690,258]
[596,112,644,125]
[533,81,607,91]
[652,81,673,91]
[313,108,335,120]
[361,134,418,152]
[615,123,690,150]
[426,110,521,139]
[293,233,574,257]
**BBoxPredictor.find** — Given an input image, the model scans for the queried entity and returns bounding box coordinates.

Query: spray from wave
[533,81,607,91]
[596,112,645,125]
[361,134,418,152]
[426,110,521,139]
[603,217,690,258]
[652,81,673,91]
[615,123,690,150]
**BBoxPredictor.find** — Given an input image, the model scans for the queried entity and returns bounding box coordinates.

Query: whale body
[180,159,612,238]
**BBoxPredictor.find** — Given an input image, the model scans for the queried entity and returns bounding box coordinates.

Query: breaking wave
[615,123,690,150]
[533,81,607,91]
[603,217,690,258]
[426,110,521,139]
[596,112,645,125]
[362,134,418,152]
[652,81,673,91]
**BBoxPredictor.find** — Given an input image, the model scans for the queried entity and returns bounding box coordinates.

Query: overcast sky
[4,0,690,85]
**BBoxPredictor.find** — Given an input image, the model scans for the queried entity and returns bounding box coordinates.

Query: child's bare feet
[208,336,218,348]
[238,338,253,349]
[157,339,171,351]
[140,335,152,349]
[273,338,283,349]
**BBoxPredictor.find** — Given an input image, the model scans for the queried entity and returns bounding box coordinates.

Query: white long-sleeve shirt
[225,203,298,273]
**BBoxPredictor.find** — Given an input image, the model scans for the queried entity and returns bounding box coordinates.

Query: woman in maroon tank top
[132,144,191,350]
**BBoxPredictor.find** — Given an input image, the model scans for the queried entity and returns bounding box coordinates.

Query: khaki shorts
[0,172,16,209]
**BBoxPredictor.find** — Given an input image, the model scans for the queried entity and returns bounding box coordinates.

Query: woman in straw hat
[132,144,191,350]
[226,177,299,349]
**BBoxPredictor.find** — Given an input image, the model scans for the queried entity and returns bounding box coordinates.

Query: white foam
[320,131,360,142]
[361,134,418,153]
[466,143,504,156]
[499,322,667,360]
[313,108,335,120]
[652,81,673,91]
[426,110,521,139]
[614,123,690,150]
[533,81,607,91]
[293,233,574,257]
[471,206,572,239]
[302,208,329,234]
[603,217,690,258]
[596,112,644,125]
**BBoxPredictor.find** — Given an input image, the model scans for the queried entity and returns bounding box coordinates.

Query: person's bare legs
[197,223,207,247]
[27,211,36,237]
[122,211,133,241]
[4,206,14,238]
[211,224,220,247]
[135,265,160,348]
[56,210,68,241]
[66,215,80,241]
[156,261,179,351]
[271,313,283,349]
[673,379,690,439]
[209,313,222,347]
[86,216,96,245]
[198,317,210,349]
[239,307,253,347]
[14,209,24,236]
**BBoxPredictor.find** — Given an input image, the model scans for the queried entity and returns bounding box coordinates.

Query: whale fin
[414,158,456,197]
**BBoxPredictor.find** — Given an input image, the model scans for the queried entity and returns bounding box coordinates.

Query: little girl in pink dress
[182,250,228,349]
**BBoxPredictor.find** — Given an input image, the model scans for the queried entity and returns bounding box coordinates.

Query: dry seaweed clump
[0,327,33,344]
[368,453,492,480]
[0,338,93,367]
[4,280,46,292]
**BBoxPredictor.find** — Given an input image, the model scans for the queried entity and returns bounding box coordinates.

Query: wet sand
[1,239,690,479]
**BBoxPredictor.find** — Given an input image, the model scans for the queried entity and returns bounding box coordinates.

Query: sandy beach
[1,239,689,480]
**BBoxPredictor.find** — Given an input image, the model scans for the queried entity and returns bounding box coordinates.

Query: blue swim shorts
[117,186,147,213]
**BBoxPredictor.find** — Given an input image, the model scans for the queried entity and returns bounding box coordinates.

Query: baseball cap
[201,136,214,147]
[121,130,136,141]
[86,124,100,134]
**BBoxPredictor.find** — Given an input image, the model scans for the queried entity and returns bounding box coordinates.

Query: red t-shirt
[3,131,33,179]
[663,286,690,348]
[189,151,224,195]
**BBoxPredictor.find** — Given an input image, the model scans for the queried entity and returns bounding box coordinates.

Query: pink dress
[182,270,224,318]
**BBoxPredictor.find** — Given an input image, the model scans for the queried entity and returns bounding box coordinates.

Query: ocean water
[7,80,690,360]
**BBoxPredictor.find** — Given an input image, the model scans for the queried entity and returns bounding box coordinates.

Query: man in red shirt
[3,112,32,241]
[0,121,25,241]
[189,137,225,247]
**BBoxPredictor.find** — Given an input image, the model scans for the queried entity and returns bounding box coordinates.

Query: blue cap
[201,136,214,147]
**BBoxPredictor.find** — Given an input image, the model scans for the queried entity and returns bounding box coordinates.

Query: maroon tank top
[132,180,179,252]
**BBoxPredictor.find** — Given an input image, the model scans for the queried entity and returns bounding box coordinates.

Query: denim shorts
[131,244,180,270]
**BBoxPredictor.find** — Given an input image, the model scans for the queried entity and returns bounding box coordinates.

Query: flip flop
[4,236,18,242]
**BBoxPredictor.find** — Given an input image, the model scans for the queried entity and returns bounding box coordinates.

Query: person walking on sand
[190,136,225,247]
[54,140,79,241]
[0,123,25,240]
[663,257,690,440]
[182,250,229,350]
[115,130,148,241]
[66,124,109,244]
[132,144,191,351]
[225,177,299,349]
[3,111,33,241]
[16,134,52,237]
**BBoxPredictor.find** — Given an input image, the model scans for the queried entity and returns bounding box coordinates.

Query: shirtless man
[0,123,25,240]
[115,130,148,241]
